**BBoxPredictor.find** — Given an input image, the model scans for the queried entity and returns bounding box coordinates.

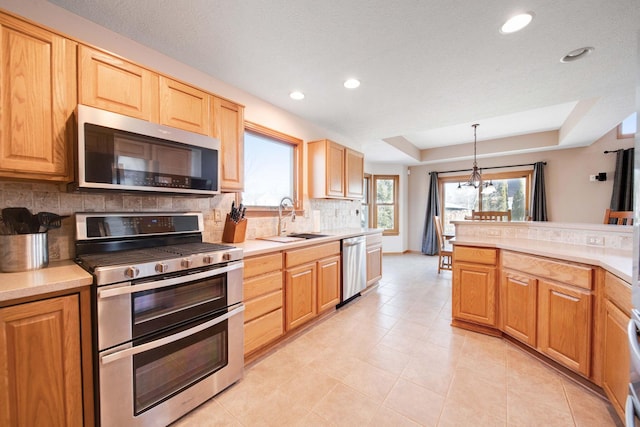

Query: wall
[364,163,408,253]
[407,128,634,252]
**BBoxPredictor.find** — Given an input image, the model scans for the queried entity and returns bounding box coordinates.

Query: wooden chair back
[433,215,452,273]
[471,210,511,221]
[603,208,633,225]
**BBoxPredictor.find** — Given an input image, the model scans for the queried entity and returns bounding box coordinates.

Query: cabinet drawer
[285,241,340,268]
[245,290,283,322]
[244,253,282,278]
[453,246,497,265]
[604,271,632,315]
[366,233,382,247]
[244,308,283,355]
[244,271,283,300]
[502,251,592,290]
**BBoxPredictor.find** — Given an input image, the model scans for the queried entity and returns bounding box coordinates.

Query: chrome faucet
[278,197,295,235]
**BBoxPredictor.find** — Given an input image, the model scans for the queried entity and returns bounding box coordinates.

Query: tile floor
[174,253,621,426]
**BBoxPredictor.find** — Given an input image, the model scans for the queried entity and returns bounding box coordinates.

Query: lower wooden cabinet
[366,233,383,287]
[0,290,93,427]
[501,271,537,346]
[317,255,340,313]
[243,253,284,356]
[285,263,317,330]
[452,246,498,328]
[537,279,592,376]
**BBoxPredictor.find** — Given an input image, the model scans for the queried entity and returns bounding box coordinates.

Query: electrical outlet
[589,174,597,182]
[214,209,221,222]
[586,235,604,246]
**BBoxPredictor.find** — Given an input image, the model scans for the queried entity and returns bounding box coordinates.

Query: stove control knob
[124,266,139,279]
[203,255,214,265]
[181,258,193,268]
[155,263,169,273]
[222,252,231,261]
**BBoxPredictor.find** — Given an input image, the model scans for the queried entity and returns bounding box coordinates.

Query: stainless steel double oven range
[74,212,244,427]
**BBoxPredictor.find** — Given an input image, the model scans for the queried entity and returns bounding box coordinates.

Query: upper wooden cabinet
[0,14,75,181]
[78,44,159,122]
[159,76,210,135]
[213,96,244,191]
[308,139,364,200]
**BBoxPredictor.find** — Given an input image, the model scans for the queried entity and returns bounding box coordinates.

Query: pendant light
[467,124,482,188]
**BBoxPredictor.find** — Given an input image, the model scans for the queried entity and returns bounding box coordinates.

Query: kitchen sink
[287,233,330,239]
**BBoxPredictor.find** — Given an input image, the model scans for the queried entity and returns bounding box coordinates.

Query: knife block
[222,214,247,243]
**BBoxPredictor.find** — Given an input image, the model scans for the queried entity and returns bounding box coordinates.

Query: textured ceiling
[48,0,640,164]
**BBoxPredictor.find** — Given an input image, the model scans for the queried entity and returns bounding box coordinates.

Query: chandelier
[467,124,482,188]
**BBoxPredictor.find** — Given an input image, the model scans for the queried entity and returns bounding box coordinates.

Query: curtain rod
[603,149,624,154]
[428,161,546,175]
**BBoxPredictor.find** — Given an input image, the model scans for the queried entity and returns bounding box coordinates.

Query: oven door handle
[100,304,244,365]
[97,261,244,299]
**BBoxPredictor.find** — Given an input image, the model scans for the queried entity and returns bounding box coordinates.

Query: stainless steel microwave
[69,104,220,196]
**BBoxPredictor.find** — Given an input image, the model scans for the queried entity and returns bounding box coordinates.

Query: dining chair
[603,208,633,225]
[471,210,512,221]
[434,215,453,273]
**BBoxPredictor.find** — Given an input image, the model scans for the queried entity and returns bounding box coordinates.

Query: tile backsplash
[0,181,361,261]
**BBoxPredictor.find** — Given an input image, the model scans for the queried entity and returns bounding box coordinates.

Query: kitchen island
[450,220,632,422]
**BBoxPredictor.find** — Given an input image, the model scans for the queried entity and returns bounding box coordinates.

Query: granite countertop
[235,228,383,257]
[0,260,93,304]
[452,235,632,283]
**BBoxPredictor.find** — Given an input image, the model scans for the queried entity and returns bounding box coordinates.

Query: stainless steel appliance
[340,235,366,304]
[70,104,220,196]
[74,212,243,427]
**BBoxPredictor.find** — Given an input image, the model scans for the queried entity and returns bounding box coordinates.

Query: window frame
[241,121,303,216]
[438,169,533,231]
[373,174,399,236]
[362,173,372,227]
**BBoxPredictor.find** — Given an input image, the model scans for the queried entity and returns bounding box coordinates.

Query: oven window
[133,319,228,414]
[132,273,226,338]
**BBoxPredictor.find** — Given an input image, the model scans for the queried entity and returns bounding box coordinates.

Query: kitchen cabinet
[78,44,159,122]
[0,14,75,181]
[501,250,593,377]
[0,288,93,427]
[500,271,537,346]
[285,241,341,330]
[601,271,631,421]
[213,96,244,191]
[452,246,498,329]
[159,76,211,135]
[366,232,383,287]
[308,139,364,199]
[243,252,284,356]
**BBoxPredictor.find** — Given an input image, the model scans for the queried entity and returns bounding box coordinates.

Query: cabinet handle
[551,290,579,302]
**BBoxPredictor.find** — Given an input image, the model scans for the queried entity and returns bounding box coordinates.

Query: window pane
[443,182,477,234]
[377,206,394,230]
[243,131,293,206]
[376,179,394,203]
[480,177,527,221]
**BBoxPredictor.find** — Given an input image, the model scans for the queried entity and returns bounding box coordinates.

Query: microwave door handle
[100,304,244,365]
[97,261,244,299]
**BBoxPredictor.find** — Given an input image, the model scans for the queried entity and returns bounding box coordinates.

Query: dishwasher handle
[342,236,366,247]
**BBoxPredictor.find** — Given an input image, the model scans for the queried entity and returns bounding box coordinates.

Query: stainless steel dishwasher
[341,235,366,305]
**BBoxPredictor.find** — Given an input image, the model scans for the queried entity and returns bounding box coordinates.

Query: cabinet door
[452,262,497,326]
[213,96,244,191]
[0,15,75,180]
[538,280,591,376]
[366,244,383,286]
[78,44,159,121]
[285,263,317,330]
[327,142,345,197]
[602,299,630,421]
[345,148,364,199]
[317,255,340,313]
[159,76,210,135]
[0,295,83,427]
[501,271,537,346]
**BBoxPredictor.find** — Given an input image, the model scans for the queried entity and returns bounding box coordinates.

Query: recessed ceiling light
[560,47,594,63]
[344,78,361,89]
[500,12,534,34]
[289,91,305,100]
